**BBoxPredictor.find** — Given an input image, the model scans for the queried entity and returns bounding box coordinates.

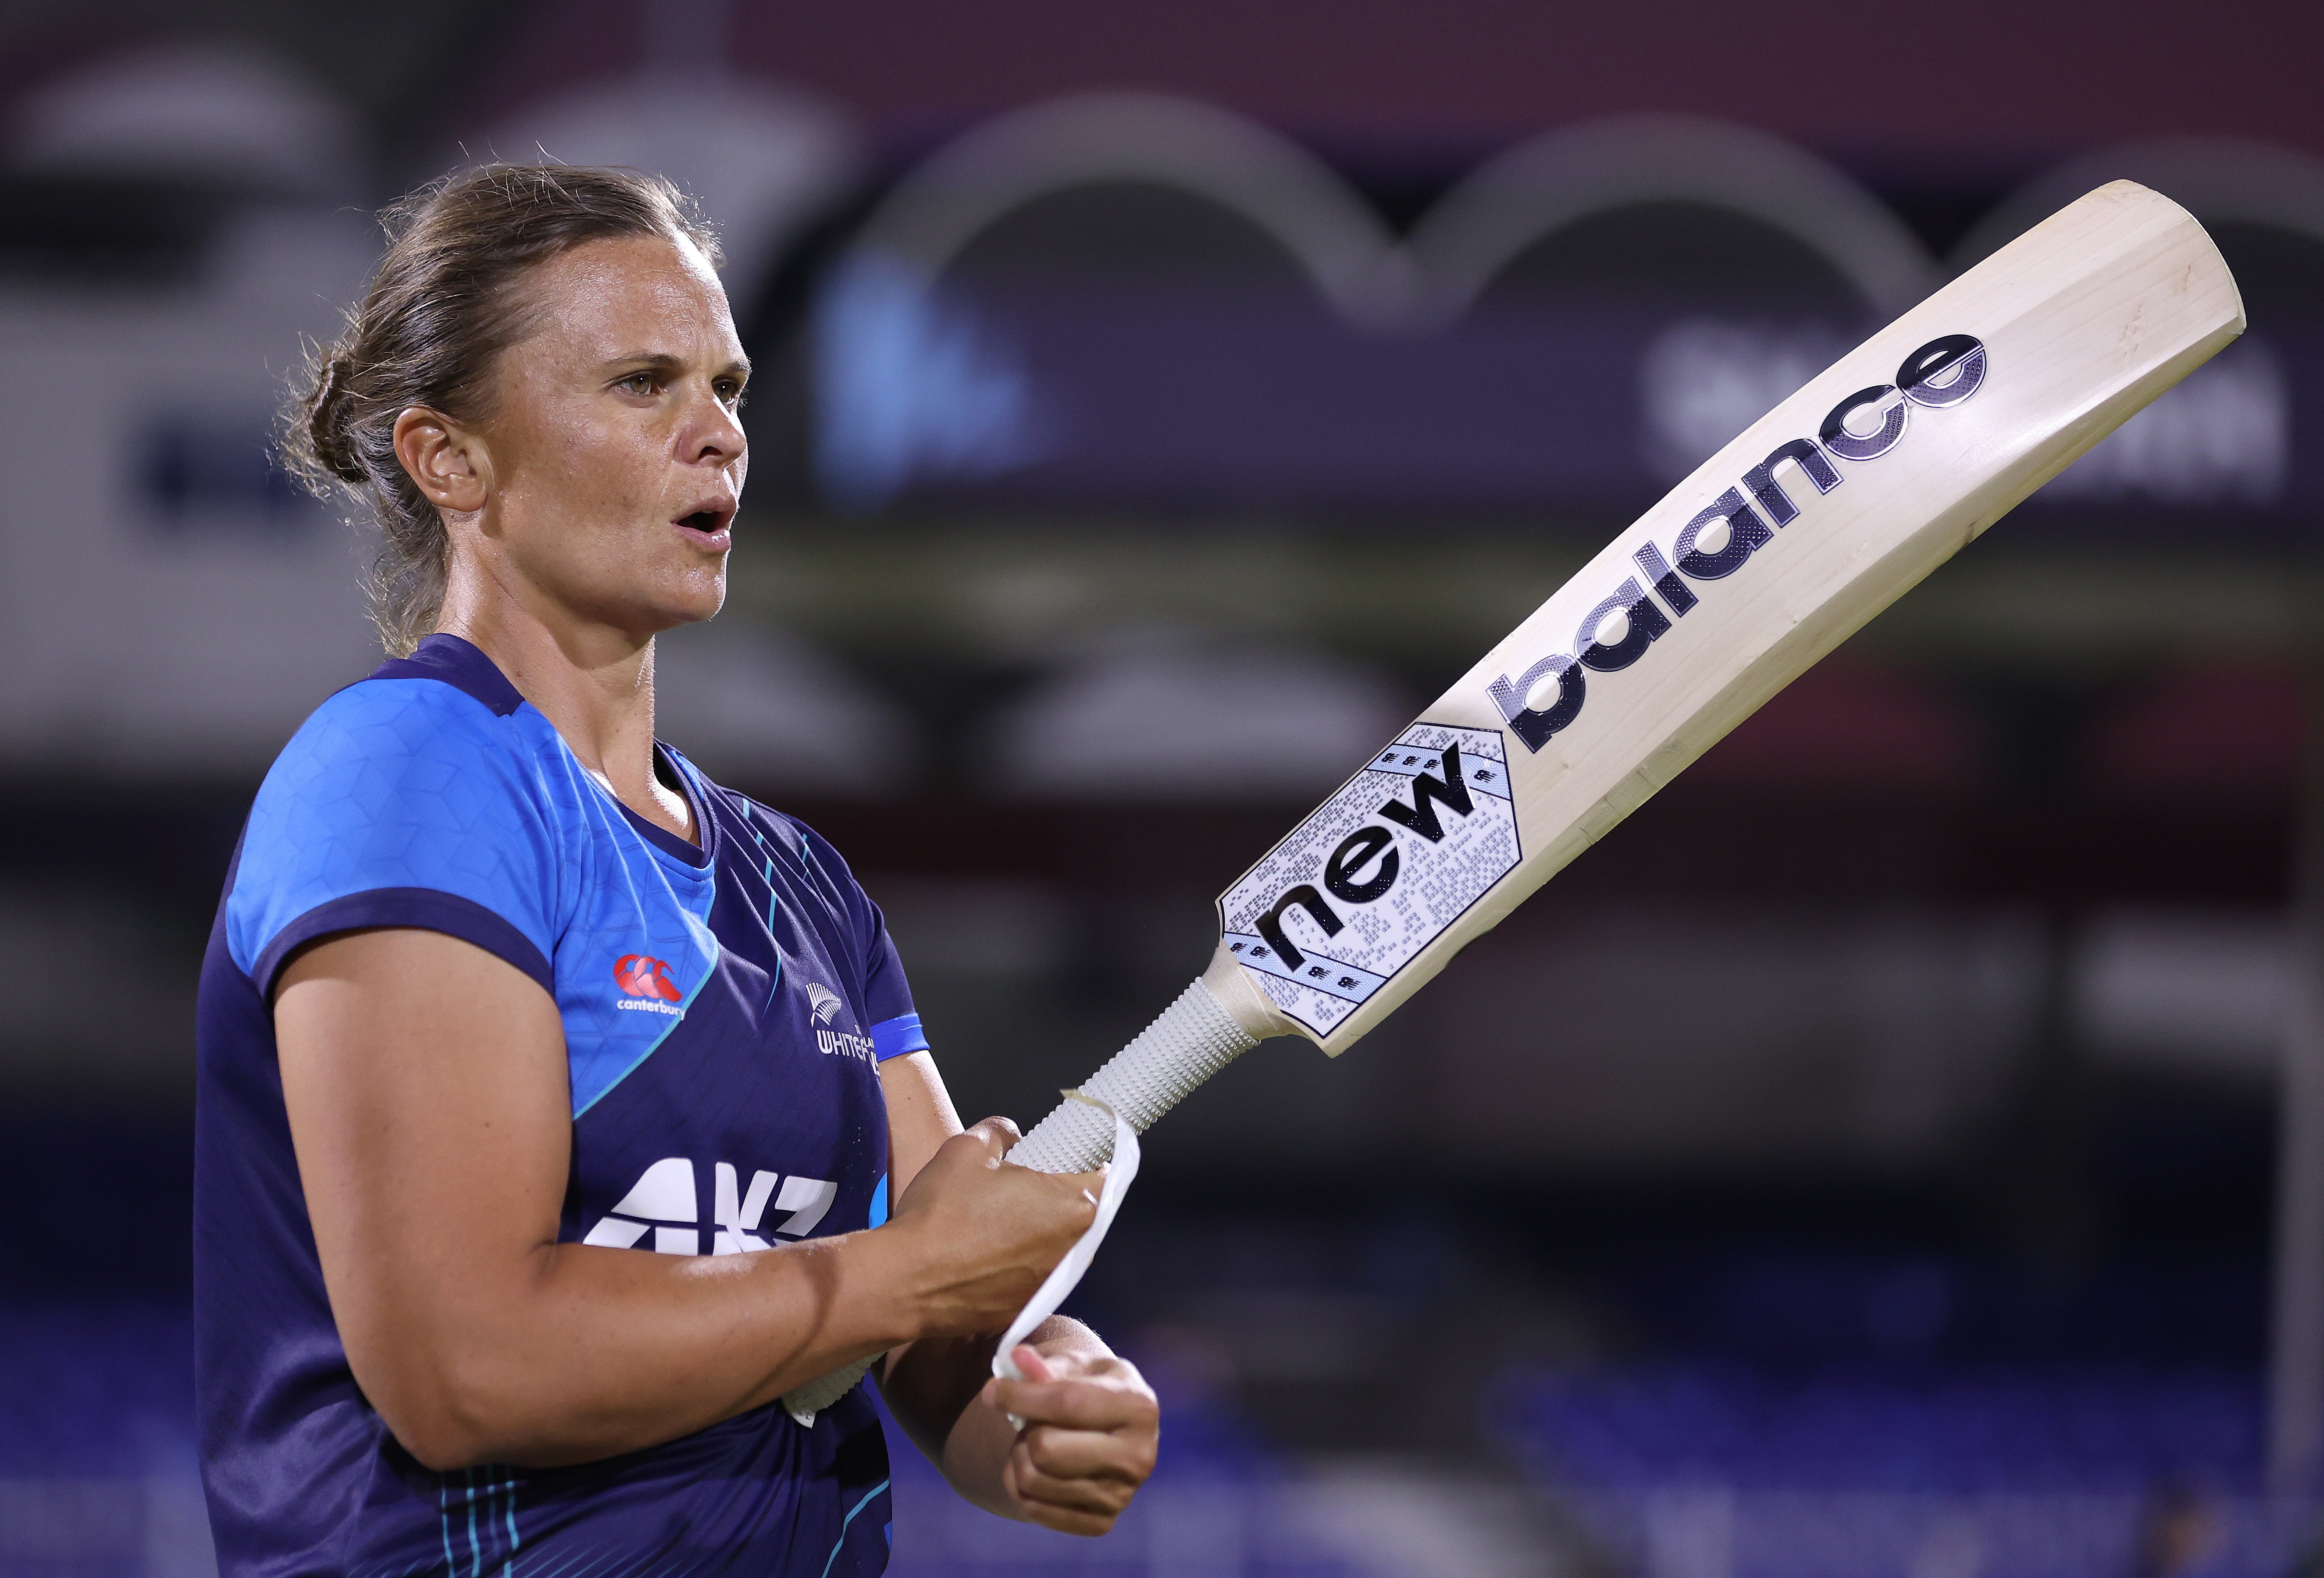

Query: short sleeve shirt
[194,634,923,1577]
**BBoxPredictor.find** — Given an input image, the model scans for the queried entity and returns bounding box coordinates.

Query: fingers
[884,1126,1109,1336]
[1010,1486,1120,1536]
[1005,1345,1056,1384]
[991,1357,1160,1537]
[1003,1450,1139,1536]
[988,1372,1156,1432]
[945,1122,1101,1216]
[997,1142,1105,1203]
[1018,1423,1158,1484]
[960,1115,1022,1159]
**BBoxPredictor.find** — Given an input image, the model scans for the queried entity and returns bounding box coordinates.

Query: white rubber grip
[1007,977,1260,1173]
[781,976,1256,1423]
[781,1355,875,1426]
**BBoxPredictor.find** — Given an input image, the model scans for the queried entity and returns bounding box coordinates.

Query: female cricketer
[192,164,1159,1575]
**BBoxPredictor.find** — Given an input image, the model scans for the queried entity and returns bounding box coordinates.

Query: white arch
[844,92,1412,331]
[1952,137,2324,269]
[1404,116,1937,327]
[7,41,363,200]
[474,74,865,327]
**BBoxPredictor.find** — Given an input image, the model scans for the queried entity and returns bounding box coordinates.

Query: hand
[983,1345,1160,1536]
[885,1118,1102,1339]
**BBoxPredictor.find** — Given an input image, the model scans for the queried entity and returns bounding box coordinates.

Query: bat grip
[1007,977,1261,1173]
[781,977,1256,1422]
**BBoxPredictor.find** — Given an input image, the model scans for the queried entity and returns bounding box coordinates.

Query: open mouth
[675,507,732,538]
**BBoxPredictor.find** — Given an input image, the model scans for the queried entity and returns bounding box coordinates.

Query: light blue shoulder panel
[226,679,564,987]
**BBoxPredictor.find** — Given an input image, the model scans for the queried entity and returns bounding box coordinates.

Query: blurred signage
[814,271,1875,513]
[806,104,2318,529]
[813,265,2312,521]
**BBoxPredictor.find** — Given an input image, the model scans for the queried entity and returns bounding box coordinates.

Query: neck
[435,564,690,841]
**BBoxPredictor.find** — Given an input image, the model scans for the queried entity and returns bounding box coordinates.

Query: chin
[603,570,724,638]
[658,571,728,628]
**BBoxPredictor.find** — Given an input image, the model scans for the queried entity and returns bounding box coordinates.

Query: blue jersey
[194,634,926,1577]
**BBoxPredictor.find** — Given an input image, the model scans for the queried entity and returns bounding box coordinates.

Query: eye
[616,371,662,398]
[715,378,747,409]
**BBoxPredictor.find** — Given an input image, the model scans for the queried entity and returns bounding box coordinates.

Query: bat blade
[1008,180,2243,1172]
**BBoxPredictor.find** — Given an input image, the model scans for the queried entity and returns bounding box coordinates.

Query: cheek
[504,433,671,582]
[551,420,659,511]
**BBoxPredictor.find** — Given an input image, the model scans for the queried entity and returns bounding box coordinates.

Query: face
[437,233,749,640]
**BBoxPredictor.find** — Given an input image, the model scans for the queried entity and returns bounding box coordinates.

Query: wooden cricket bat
[1007,179,2245,1173]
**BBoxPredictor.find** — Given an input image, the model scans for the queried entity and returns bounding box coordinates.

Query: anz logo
[803,980,876,1065]
[581,1157,838,1255]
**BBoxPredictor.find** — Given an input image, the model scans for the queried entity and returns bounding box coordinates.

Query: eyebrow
[606,351,752,379]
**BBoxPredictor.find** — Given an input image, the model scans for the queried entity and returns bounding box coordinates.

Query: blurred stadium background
[1,1,2320,1573]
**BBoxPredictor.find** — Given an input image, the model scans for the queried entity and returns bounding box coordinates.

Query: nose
[683,386,747,470]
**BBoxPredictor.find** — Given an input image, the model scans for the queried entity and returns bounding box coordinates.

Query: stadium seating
[1487,1363,2307,1578]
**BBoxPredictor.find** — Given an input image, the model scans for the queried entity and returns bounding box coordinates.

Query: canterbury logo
[613,954,685,1018]
[614,955,682,1001]
[581,1157,838,1256]
[806,983,846,1025]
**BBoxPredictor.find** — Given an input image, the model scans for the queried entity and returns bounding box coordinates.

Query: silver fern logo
[805,982,847,1025]
[803,981,876,1063]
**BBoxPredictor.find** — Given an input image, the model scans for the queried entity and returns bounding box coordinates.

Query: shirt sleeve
[788,819,926,1061]
[866,931,928,1063]
[224,679,562,998]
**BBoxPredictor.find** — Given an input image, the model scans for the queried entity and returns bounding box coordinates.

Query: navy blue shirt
[195,634,927,1577]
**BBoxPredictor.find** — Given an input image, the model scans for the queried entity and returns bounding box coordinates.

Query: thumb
[960,1115,1023,1161]
[983,1344,1055,1418]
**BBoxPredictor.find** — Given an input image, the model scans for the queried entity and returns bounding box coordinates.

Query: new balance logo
[613,954,684,1018]
[580,1158,838,1255]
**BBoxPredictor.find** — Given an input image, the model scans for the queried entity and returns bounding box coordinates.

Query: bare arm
[877,1052,1160,1535]
[275,927,1101,1472]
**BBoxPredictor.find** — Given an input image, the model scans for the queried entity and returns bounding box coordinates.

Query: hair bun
[308,355,366,483]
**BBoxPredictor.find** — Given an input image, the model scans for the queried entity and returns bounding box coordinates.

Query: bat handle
[781,979,1256,1422]
[1008,976,1261,1173]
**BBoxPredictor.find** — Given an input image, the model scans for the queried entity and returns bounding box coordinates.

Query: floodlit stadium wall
[0,88,2312,784]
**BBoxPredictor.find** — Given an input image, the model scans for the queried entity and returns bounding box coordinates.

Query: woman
[193,165,1158,1575]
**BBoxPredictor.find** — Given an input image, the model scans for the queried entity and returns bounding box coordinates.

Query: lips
[672,495,735,542]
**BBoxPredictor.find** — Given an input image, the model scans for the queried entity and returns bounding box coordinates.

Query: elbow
[360,1342,528,1472]
[390,1414,492,1476]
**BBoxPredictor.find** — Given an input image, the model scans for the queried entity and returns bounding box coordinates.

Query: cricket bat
[1005,179,2245,1174]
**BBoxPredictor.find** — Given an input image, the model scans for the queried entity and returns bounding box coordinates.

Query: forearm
[880,1316,1108,1517]
[374,1227,923,1470]
[281,937,1103,1475]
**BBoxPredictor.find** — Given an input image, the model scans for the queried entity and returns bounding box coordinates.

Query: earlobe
[392,406,488,514]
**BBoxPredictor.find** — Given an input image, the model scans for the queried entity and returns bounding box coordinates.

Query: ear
[392,406,488,515]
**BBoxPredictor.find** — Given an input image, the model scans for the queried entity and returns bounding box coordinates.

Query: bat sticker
[1220,723,1520,1036]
